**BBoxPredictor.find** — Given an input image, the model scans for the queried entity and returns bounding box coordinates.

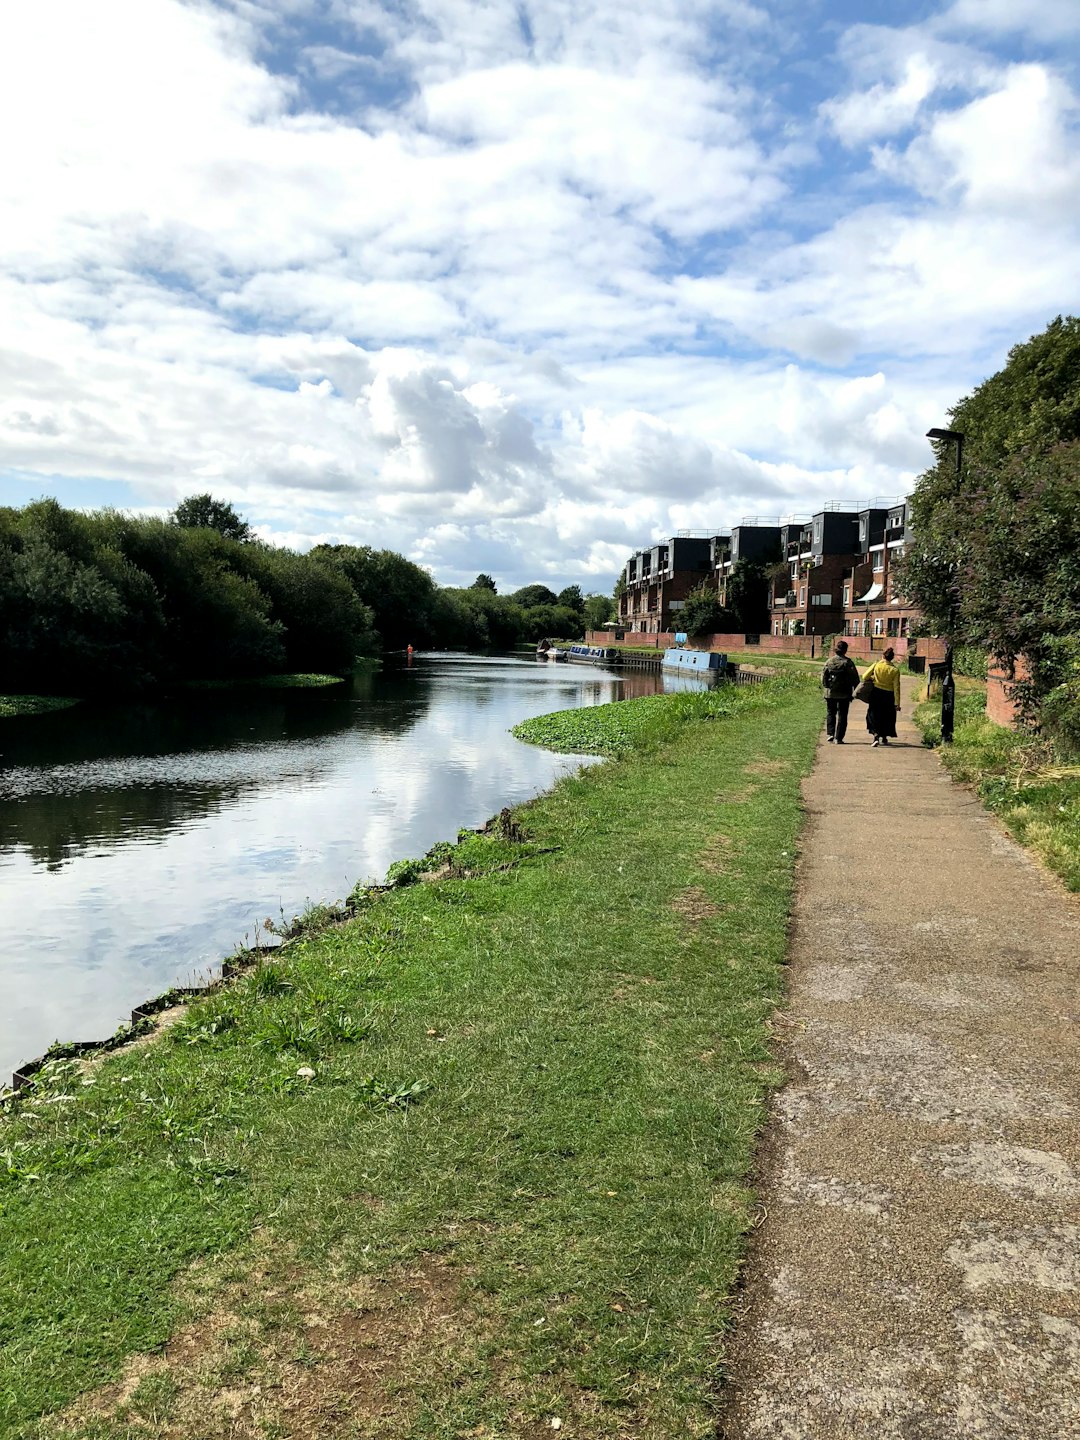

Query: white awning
[855,582,884,602]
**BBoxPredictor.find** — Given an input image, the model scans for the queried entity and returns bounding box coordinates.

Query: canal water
[0,654,662,1080]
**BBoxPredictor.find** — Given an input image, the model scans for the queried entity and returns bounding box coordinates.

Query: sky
[1,0,1078,592]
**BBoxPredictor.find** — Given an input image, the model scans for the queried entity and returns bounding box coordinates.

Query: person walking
[863,646,902,746]
[821,639,860,744]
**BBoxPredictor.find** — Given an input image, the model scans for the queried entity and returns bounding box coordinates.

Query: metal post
[941,641,955,744]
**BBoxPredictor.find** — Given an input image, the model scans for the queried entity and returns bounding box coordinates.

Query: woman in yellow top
[863,647,901,746]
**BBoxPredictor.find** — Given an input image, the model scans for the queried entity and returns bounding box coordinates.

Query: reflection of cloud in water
[0,655,649,1077]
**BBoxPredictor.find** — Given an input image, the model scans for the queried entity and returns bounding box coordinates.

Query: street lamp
[925,427,966,741]
[926,427,964,475]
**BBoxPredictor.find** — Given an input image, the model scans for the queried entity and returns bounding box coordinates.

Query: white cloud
[0,0,1077,590]
[823,53,940,144]
[937,0,1080,43]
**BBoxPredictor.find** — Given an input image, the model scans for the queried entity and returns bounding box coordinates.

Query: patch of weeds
[172,997,241,1047]
[124,1370,179,1423]
[169,1149,246,1189]
[355,1075,430,1108]
[386,856,426,888]
[915,683,1080,890]
[247,963,295,999]
[0,694,81,718]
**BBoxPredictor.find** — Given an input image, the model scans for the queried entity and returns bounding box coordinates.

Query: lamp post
[925,427,965,742]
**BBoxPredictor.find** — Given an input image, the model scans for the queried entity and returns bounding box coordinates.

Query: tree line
[897,314,1080,754]
[0,496,614,696]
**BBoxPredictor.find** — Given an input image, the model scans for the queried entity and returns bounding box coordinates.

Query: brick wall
[986,655,1030,729]
[588,630,926,660]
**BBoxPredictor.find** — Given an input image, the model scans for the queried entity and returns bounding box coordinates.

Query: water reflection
[0,654,661,1077]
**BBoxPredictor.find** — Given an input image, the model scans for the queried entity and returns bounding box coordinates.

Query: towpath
[720,678,1080,1438]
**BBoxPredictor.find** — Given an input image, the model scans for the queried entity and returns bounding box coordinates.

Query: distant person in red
[821,639,860,744]
[863,647,902,746]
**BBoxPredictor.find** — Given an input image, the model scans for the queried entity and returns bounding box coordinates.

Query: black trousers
[826,697,851,741]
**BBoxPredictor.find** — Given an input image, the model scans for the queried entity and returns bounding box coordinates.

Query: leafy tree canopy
[509,583,558,608]
[556,584,584,613]
[679,583,737,637]
[471,573,497,592]
[725,559,772,633]
[898,315,1080,677]
[170,493,252,543]
[583,592,614,631]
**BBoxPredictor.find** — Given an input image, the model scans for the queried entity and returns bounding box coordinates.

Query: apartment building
[769,506,864,638]
[618,534,721,634]
[714,519,781,631]
[841,501,920,640]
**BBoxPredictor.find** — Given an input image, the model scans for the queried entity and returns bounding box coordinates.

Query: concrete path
[719,680,1080,1439]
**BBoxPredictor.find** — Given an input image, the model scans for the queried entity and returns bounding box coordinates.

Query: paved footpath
[719,679,1080,1439]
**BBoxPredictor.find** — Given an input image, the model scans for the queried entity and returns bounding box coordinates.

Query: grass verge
[1,673,823,1440]
[914,683,1080,892]
[0,695,81,719]
[181,672,348,692]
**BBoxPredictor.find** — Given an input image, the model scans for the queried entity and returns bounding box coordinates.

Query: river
[0,653,663,1081]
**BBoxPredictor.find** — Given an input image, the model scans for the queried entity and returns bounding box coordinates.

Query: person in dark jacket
[821,639,860,743]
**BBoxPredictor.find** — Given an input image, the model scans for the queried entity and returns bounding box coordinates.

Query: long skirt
[866,687,898,738]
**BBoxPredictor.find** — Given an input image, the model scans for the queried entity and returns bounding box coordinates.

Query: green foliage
[724,558,772,632]
[514,672,807,757]
[914,685,1080,890]
[170,494,252,543]
[898,316,1080,728]
[952,645,988,680]
[679,582,736,637]
[1037,636,1080,758]
[312,544,441,650]
[509,583,558,608]
[556,584,584,613]
[471,573,497,592]
[583,591,614,631]
[0,694,80,718]
[946,314,1080,469]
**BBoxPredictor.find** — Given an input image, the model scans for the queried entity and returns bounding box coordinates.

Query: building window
[873,552,884,573]
[900,617,909,637]
[873,617,883,636]
[799,586,806,605]
[843,584,851,606]
[773,620,780,636]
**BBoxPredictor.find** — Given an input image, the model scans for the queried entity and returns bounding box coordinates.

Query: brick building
[716,520,782,632]
[769,506,862,639]
[841,500,921,642]
[618,534,722,634]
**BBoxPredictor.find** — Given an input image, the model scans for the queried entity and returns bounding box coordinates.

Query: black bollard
[941,667,956,743]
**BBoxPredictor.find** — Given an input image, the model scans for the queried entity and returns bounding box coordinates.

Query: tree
[313,545,441,649]
[509,583,558,608]
[471,573,497,592]
[679,583,737,637]
[171,494,252,543]
[583,592,614,631]
[898,315,1080,664]
[725,559,772,633]
[556,584,584,613]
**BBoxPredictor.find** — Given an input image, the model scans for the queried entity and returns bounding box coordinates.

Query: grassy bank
[180,672,350,692]
[1,674,823,1440]
[0,695,80,719]
[914,684,1080,892]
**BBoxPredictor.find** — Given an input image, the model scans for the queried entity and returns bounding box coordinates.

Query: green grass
[181,672,347,692]
[1,674,823,1439]
[0,695,81,718]
[914,683,1080,891]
